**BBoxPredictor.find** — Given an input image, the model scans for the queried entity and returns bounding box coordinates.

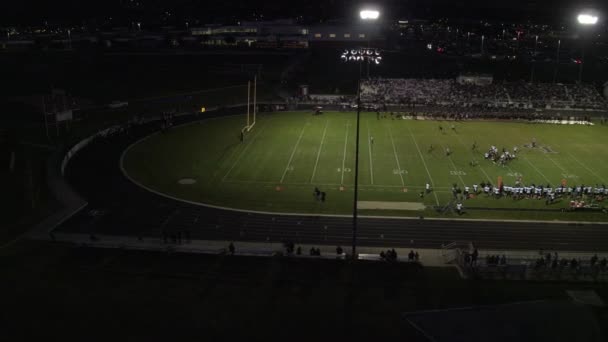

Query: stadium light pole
[553,39,561,83]
[360,9,380,79]
[350,8,380,259]
[530,35,538,83]
[576,12,599,83]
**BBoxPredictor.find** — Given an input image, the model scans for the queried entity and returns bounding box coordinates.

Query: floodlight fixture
[341,48,382,65]
[577,13,599,25]
[360,9,380,20]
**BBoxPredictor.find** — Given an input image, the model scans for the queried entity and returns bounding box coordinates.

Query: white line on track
[340,121,350,185]
[310,120,329,184]
[367,121,374,185]
[522,155,552,184]
[388,124,405,186]
[567,152,606,183]
[221,118,269,182]
[407,126,440,205]
[280,122,308,183]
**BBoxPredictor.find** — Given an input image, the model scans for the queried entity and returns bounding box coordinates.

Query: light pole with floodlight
[577,12,599,83]
[347,8,380,259]
[553,39,561,83]
[530,35,538,83]
[360,9,379,78]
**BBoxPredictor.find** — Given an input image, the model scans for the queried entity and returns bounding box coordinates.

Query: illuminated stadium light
[577,14,598,25]
[341,48,382,64]
[360,10,380,20]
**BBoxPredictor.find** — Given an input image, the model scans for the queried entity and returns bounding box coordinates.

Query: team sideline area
[122,111,608,221]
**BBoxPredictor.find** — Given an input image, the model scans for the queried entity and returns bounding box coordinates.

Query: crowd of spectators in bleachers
[359,78,607,111]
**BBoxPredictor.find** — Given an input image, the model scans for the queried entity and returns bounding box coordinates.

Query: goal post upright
[247,80,251,128]
[253,75,257,126]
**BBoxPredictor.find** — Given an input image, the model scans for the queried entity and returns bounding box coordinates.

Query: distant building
[307,24,383,47]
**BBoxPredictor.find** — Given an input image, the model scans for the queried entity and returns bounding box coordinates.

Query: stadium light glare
[577,13,598,25]
[360,10,380,20]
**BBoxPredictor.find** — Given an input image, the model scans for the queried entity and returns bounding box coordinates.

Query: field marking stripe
[432,124,466,187]
[543,153,568,174]
[567,152,606,183]
[367,121,374,185]
[407,126,440,205]
[446,154,466,188]
[221,118,269,182]
[280,122,308,183]
[341,121,350,185]
[522,155,552,184]
[452,133,493,182]
[310,120,329,183]
[387,124,405,186]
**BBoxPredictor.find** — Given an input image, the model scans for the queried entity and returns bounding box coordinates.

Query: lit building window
[314,33,322,38]
[344,33,351,38]
[329,33,336,38]
[359,33,366,38]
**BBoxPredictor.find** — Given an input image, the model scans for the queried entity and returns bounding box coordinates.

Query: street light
[576,11,599,83]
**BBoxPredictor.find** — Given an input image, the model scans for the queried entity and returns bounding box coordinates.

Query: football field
[122,111,608,222]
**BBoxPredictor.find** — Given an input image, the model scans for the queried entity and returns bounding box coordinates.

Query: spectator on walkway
[591,254,598,267]
[408,250,415,261]
[471,248,479,265]
[414,251,420,262]
[228,242,235,255]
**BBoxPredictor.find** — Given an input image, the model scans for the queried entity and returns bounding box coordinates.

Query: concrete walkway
[45,232,451,267]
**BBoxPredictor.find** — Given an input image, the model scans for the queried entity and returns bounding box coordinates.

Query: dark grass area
[2,240,608,340]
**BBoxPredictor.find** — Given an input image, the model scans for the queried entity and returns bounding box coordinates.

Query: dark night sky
[2,0,605,26]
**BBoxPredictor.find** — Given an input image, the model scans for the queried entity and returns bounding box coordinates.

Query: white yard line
[221,119,269,182]
[543,153,568,174]
[367,121,374,185]
[522,155,552,184]
[310,120,329,183]
[407,126,440,205]
[567,152,606,184]
[280,122,308,183]
[388,124,405,186]
[452,133,494,182]
[340,121,350,185]
[431,124,466,188]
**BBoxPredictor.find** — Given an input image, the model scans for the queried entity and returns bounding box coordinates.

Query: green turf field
[122,111,608,221]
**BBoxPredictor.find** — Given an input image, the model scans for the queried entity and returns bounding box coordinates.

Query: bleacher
[360,78,607,111]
